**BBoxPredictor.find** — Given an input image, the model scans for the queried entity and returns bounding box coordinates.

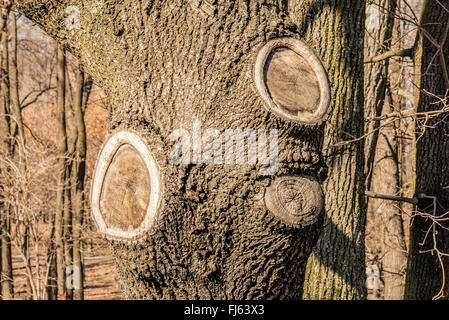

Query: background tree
[364,0,409,300]
[289,0,367,299]
[71,63,90,300]
[0,0,13,299]
[54,45,67,299]
[405,0,449,300]
[0,6,113,300]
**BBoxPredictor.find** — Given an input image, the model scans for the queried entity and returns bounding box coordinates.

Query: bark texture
[289,0,367,299]
[12,0,364,299]
[405,0,449,300]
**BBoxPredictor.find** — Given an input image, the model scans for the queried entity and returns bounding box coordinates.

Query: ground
[12,238,123,300]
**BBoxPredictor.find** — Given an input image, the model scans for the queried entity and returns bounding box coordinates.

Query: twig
[365,191,419,205]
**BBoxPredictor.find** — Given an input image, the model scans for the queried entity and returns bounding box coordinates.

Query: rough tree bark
[404,0,449,300]
[14,0,365,299]
[289,0,367,299]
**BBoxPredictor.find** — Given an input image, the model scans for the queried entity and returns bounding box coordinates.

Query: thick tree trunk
[13,0,367,299]
[289,0,367,299]
[404,0,449,300]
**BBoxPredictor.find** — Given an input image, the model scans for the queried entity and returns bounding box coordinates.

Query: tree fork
[10,0,372,299]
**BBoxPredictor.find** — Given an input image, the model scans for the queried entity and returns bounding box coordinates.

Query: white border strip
[254,37,332,124]
[91,131,161,240]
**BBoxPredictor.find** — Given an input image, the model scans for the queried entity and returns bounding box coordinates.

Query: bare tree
[0,1,13,299]
[405,0,449,300]
[54,45,67,299]
[71,64,89,300]
[364,0,409,300]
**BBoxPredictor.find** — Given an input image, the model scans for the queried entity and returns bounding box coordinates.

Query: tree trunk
[11,13,25,169]
[72,65,87,300]
[0,1,10,153]
[369,97,408,300]
[14,0,367,299]
[45,215,57,300]
[55,45,67,299]
[404,0,449,300]
[289,0,367,299]
[364,0,408,300]
[0,4,13,299]
[11,10,34,300]
[364,0,396,190]
[63,162,73,300]
[0,1,12,299]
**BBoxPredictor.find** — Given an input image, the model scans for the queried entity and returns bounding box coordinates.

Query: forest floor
[12,255,123,300]
[11,237,123,300]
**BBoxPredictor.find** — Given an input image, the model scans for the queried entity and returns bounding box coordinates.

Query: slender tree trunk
[0,1,12,300]
[0,0,9,154]
[0,203,12,299]
[55,45,67,300]
[11,11,33,300]
[11,13,24,168]
[45,214,57,300]
[364,0,407,300]
[72,65,87,300]
[405,0,449,300]
[381,3,409,299]
[289,0,367,300]
[0,5,13,299]
[63,163,73,300]
[370,95,408,300]
[364,0,396,190]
